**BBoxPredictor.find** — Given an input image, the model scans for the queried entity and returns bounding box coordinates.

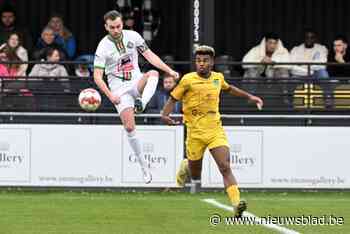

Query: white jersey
[94,30,149,83]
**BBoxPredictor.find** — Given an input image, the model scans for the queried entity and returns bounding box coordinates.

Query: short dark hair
[264,32,279,41]
[195,45,215,57]
[104,10,122,22]
[304,28,316,35]
[49,13,64,21]
[334,34,348,44]
[46,47,60,59]
[0,3,16,16]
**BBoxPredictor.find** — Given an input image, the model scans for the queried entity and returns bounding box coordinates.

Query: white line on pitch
[202,198,300,234]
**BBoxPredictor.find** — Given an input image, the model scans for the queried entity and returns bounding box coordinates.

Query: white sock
[141,76,158,107]
[127,130,147,167]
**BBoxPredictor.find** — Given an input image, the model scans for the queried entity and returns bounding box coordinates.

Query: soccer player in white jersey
[94,10,179,184]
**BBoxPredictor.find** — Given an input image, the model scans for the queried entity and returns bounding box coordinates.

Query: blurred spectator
[0,3,32,51]
[116,0,160,46]
[1,32,28,76]
[328,35,350,77]
[124,15,136,31]
[47,14,76,59]
[75,64,90,77]
[242,33,290,103]
[0,45,32,98]
[32,27,66,61]
[74,54,94,77]
[291,29,331,107]
[141,0,161,46]
[242,33,290,78]
[0,44,20,76]
[29,48,68,77]
[290,29,329,78]
[147,74,181,113]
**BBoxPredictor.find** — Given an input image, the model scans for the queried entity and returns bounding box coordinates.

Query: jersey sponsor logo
[191,109,203,116]
[116,54,134,80]
[213,79,220,87]
[117,55,134,72]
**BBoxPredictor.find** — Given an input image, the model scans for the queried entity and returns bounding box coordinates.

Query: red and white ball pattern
[78,88,101,111]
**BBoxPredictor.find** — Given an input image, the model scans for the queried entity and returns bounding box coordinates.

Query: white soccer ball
[78,88,101,111]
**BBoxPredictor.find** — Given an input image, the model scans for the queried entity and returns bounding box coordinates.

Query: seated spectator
[0,3,32,51]
[290,29,329,78]
[242,33,290,103]
[29,47,70,93]
[1,32,28,76]
[291,29,332,107]
[29,47,68,77]
[74,54,94,77]
[47,14,76,59]
[32,27,66,60]
[0,45,32,97]
[75,64,90,77]
[0,45,20,76]
[242,33,290,79]
[147,74,181,113]
[141,0,161,46]
[328,35,350,77]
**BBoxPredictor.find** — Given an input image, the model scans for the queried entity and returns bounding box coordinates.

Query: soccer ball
[78,88,101,111]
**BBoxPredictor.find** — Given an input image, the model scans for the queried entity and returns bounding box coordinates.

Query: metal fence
[1,61,350,114]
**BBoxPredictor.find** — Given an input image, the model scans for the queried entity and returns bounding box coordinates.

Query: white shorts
[108,73,143,114]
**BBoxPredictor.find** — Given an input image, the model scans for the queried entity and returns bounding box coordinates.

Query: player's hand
[335,53,345,63]
[109,94,120,105]
[249,95,264,110]
[161,115,180,125]
[168,70,180,80]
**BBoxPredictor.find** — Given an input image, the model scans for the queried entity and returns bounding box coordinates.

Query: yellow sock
[226,185,240,206]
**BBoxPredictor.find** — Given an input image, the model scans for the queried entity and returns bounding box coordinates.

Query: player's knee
[218,163,231,177]
[147,70,159,78]
[124,124,135,133]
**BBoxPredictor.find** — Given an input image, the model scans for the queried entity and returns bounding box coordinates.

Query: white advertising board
[0,125,183,187]
[202,127,350,189]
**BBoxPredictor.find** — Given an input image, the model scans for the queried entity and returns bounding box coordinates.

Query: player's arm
[226,85,264,110]
[142,49,179,79]
[161,96,180,125]
[93,68,119,105]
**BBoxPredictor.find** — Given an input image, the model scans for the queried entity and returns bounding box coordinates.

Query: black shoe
[134,98,144,114]
[233,200,247,218]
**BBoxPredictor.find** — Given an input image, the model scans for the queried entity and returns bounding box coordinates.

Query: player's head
[264,32,279,54]
[194,45,215,76]
[104,10,123,38]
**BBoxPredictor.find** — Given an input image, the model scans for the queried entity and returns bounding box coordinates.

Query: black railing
[0,61,350,114]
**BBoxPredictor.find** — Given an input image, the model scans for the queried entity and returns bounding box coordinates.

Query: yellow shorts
[185,124,229,161]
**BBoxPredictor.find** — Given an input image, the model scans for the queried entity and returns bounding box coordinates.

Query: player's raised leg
[134,70,159,113]
[210,146,247,218]
[120,107,152,183]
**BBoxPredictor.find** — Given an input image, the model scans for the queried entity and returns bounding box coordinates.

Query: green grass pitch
[0,190,349,234]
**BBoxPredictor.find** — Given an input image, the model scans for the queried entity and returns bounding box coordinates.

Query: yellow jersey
[171,71,230,128]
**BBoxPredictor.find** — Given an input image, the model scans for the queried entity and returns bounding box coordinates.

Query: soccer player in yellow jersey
[161,45,263,218]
